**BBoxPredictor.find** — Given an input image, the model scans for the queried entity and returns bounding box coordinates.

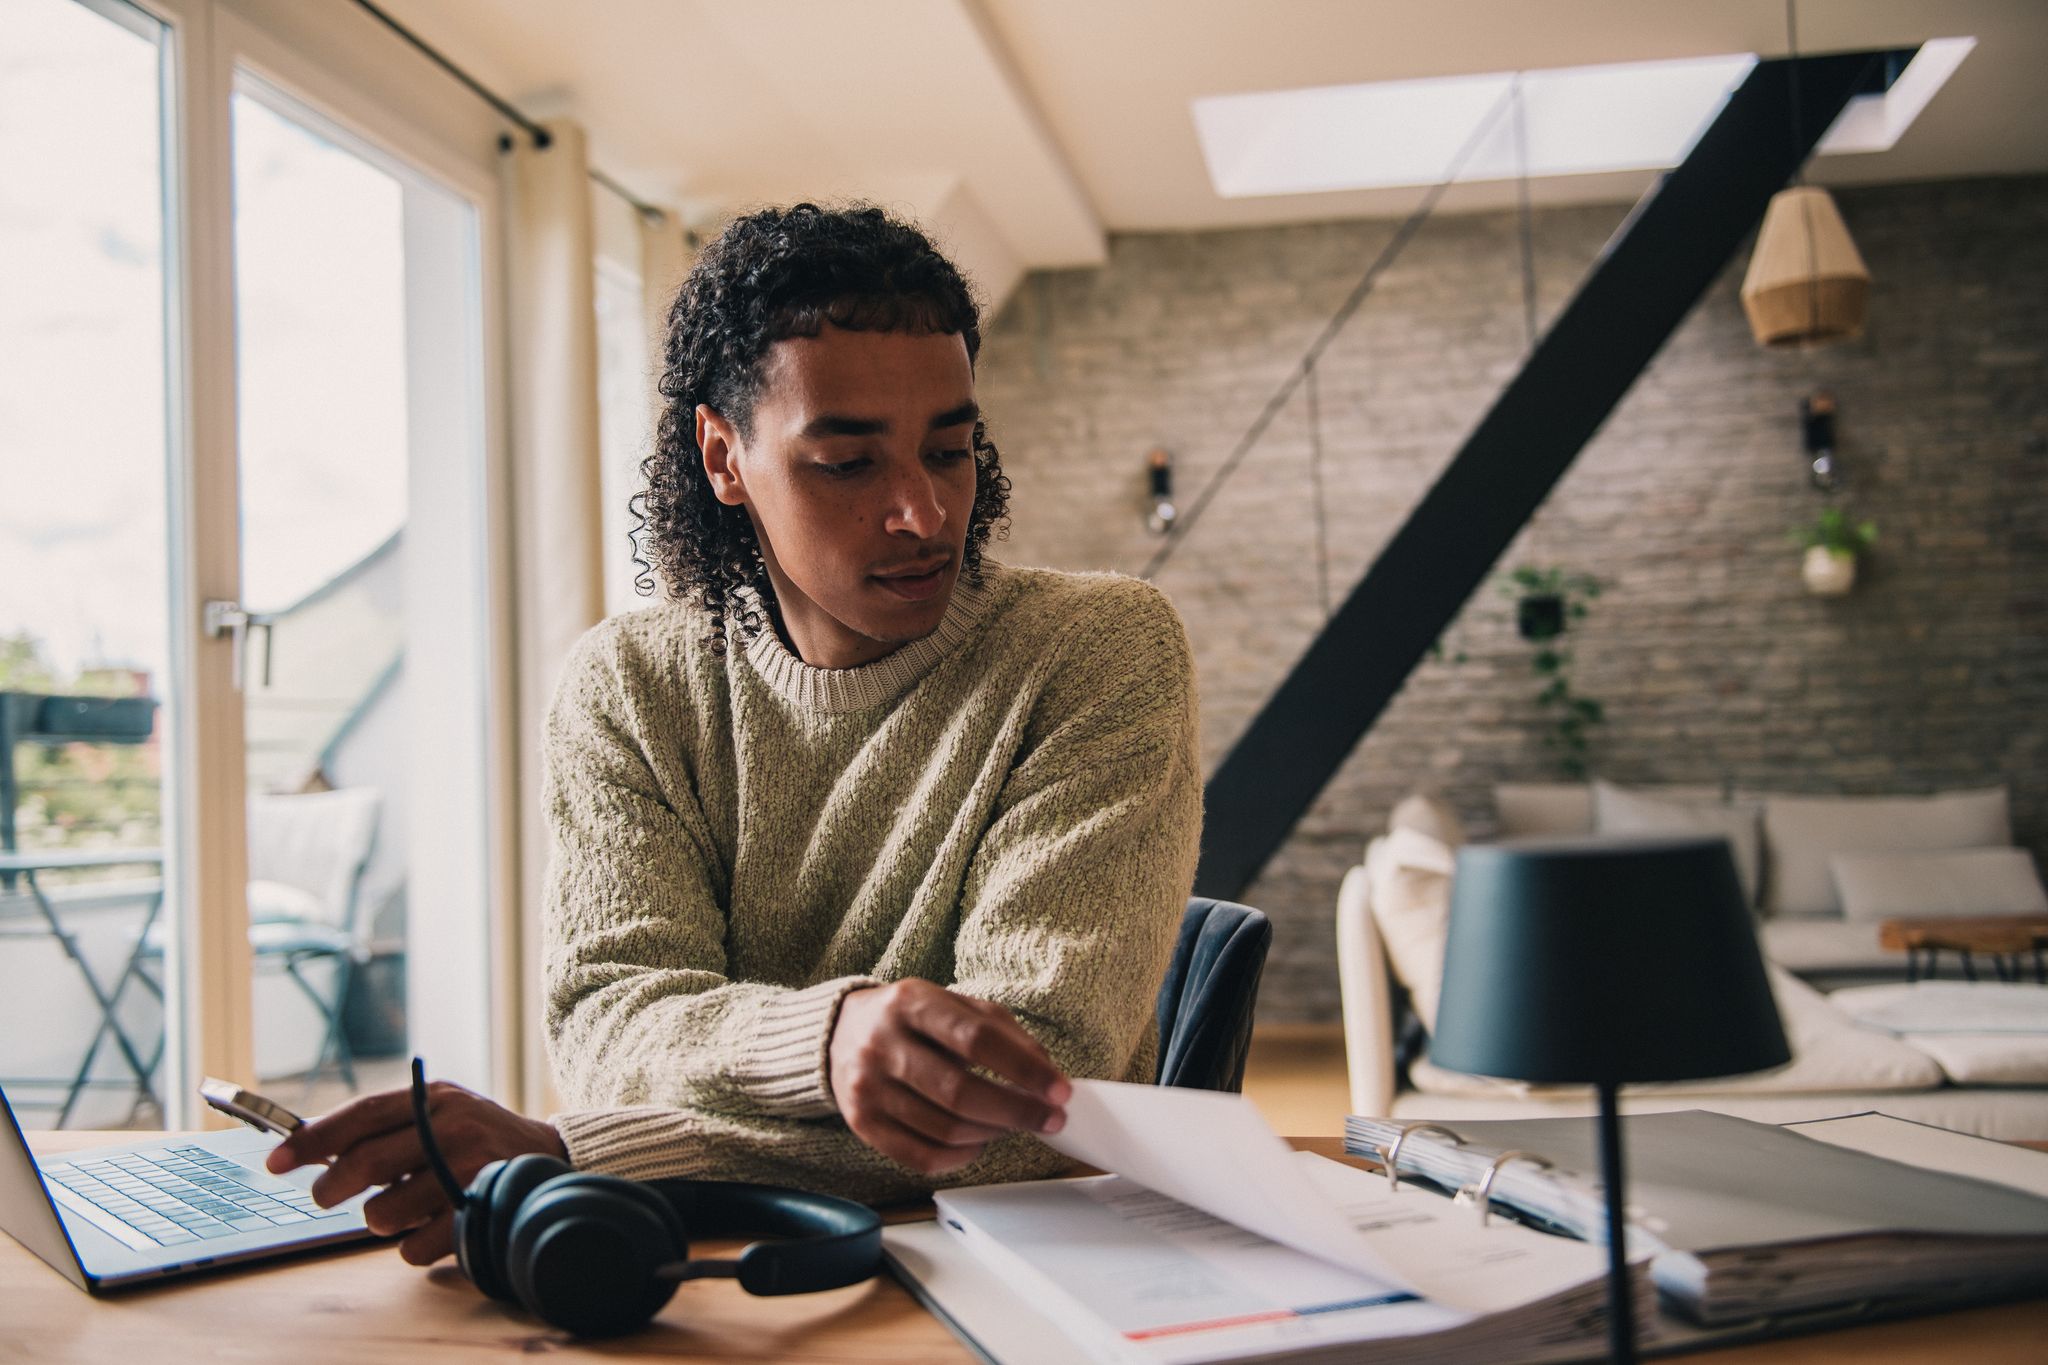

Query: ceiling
[373,0,2048,298]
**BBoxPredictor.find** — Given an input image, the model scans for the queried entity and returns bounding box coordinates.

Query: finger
[361,1171,453,1239]
[852,1113,986,1177]
[268,1086,425,1173]
[398,1209,456,1266]
[886,1036,1065,1134]
[904,994,1069,1101]
[311,1121,430,1208]
[874,1081,1010,1149]
[954,996,1071,1101]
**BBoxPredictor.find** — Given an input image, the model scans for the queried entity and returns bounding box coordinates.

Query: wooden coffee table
[1879,916,2048,984]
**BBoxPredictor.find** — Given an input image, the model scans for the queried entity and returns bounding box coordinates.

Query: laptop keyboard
[42,1145,347,1246]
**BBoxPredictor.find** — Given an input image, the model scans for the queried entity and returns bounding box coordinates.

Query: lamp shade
[1430,837,1789,1085]
[1740,186,1870,347]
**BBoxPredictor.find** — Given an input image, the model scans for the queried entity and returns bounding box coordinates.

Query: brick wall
[973,175,2048,1023]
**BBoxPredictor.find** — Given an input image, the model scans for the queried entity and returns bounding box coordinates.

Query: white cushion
[1389,793,1465,849]
[1758,917,1897,974]
[1901,1034,2048,1087]
[1831,848,2048,921]
[1411,965,1943,1098]
[247,879,327,925]
[245,787,382,928]
[1831,983,2048,1086]
[1747,787,2012,917]
[1592,781,1762,908]
[1830,982,2048,1036]
[1363,825,1457,1032]
[1493,782,1721,838]
[1494,783,1593,837]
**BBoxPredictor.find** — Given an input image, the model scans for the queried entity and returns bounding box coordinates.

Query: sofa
[1336,783,2048,1140]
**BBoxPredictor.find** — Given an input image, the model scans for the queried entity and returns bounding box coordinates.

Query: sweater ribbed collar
[741,563,1001,714]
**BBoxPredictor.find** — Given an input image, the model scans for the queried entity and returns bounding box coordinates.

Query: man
[267,204,1203,1266]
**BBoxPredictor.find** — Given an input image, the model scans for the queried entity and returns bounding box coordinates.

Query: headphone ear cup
[504,1175,683,1338]
[459,1154,571,1304]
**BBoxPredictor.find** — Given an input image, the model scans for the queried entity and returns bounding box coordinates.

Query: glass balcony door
[2,0,508,1129]
[0,0,182,1131]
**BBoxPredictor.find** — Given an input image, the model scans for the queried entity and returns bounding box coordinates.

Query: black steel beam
[1196,50,1913,900]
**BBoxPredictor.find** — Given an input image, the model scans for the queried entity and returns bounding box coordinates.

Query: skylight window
[1193,40,1975,199]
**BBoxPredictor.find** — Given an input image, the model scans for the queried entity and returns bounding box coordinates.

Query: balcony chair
[137,786,382,1088]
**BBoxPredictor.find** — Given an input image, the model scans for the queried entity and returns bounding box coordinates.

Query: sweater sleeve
[542,623,879,1121]
[950,576,1205,1087]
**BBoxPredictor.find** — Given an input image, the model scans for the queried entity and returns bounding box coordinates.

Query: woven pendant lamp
[1740,184,1870,346]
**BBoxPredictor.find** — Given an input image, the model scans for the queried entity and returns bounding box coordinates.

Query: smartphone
[200,1078,305,1138]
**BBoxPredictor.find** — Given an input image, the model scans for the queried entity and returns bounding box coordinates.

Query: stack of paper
[914,1082,1650,1365]
[1345,1108,2048,1325]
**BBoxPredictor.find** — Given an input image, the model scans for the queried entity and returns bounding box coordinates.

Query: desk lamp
[1429,837,1790,1364]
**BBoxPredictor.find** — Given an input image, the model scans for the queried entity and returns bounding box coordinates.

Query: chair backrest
[1154,897,1272,1092]
[245,787,382,933]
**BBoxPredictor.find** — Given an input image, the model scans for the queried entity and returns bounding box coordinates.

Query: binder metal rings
[1376,1122,1465,1192]
[1455,1150,1553,1227]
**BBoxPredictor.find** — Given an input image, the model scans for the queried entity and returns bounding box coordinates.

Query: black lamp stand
[1597,1081,1636,1364]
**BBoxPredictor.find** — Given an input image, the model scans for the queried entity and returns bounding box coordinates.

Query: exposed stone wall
[974,175,2048,1023]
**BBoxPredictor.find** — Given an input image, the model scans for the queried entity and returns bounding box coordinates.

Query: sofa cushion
[1746,787,2012,917]
[1410,964,1943,1098]
[1830,983,2048,1086]
[1758,917,1898,975]
[1831,847,2048,921]
[1494,781,1720,838]
[1495,783,1594,837]
[1592,780,1763,908]
[1389,792,1465,849]
[1901,1035,2048,1087]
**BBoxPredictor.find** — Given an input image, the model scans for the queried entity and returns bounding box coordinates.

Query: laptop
[0,1083,373,1290]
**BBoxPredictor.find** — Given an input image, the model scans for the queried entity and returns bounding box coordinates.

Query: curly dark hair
[631,202,1011,653]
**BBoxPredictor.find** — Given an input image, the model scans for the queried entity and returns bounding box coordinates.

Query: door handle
[202,600,276,690]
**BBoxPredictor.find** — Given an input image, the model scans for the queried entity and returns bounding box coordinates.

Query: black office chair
[1154,897,1272,1093]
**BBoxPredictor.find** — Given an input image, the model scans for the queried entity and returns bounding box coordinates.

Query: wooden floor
[1239,1025,1352,1137]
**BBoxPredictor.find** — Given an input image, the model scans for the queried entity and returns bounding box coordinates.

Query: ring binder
[1375,1122,1466,1192]
[1454,1150,1554,1227]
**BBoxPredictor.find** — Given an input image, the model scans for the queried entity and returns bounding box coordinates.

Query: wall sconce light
[1801,389,1839,491]
[1145,447,1177,535]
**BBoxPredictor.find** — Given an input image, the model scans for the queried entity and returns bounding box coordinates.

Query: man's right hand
[827,979,1070,1175]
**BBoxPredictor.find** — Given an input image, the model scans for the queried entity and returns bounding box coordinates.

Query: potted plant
[1498,567,1606,778]
[1791,507,1876,596]
[1501,566,1600,641]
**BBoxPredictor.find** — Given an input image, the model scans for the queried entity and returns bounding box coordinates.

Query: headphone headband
[642,1179,882,1296]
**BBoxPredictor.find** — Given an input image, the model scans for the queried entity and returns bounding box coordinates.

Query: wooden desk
[10,1131,2048,1362]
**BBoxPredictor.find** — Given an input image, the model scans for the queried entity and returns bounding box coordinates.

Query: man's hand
[264,1081,567,1266]
[828,979,1070,1175]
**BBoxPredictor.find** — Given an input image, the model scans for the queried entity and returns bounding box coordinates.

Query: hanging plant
[1499,567,1606,778]
[1790,506,1876,596]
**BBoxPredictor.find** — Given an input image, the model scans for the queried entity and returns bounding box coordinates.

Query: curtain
[502,117,603,1113]
[638,206,692,428]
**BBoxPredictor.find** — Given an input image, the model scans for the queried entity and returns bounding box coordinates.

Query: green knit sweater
[543,562,1202,1204]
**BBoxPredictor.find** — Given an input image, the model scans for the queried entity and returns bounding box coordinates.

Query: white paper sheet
[1041,1080,1610,1314]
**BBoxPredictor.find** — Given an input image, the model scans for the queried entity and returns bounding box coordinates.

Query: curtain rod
[348,0,668,224]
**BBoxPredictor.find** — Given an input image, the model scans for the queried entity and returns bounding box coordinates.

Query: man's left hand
[265,1082,567,1266]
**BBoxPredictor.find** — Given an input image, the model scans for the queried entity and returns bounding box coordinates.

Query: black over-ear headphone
[409,1060,883,1338]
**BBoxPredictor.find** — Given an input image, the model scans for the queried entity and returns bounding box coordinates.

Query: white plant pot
[1802,545,1857,596]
